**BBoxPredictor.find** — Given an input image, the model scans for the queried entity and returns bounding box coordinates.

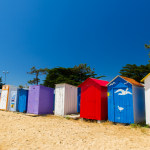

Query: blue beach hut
[77,87,81,113]
[107,75,145,124]
[18,89,28,113]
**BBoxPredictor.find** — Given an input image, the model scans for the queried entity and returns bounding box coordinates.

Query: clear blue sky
[0,0,150,87]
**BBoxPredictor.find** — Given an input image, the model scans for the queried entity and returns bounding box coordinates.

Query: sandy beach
[0,111,150,150]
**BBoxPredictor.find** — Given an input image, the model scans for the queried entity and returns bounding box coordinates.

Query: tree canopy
[119,64,150,82]
[27,66,48,85]
[145,41,150,64]
[43,64,105,88]
[0,77,4,89]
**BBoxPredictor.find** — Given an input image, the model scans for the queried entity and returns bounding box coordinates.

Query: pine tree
[27,67,48,85]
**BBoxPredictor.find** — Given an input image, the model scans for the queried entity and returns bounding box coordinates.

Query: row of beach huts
[0,74,150,125]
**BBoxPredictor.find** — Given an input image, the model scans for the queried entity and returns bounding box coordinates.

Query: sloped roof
[141,73,150,82]
[120,76,144,87]
[107,75,143,87]
[78,78,109,87]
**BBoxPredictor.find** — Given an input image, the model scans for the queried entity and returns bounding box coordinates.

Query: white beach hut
[54,83,77,116]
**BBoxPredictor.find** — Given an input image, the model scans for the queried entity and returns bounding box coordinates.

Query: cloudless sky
[0,0,150,86]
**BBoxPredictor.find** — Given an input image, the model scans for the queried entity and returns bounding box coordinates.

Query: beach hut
[7,86,19,111]
[27,85,54,115]
[107,75,145,124]
[54,83,77,116]
[141,73,150,125]
[18,89,28,113]
[77,87,81,113]
[78,78,109,121]
[0,85,17,110]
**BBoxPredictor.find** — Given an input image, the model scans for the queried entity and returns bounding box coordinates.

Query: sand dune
[0,111,150,150]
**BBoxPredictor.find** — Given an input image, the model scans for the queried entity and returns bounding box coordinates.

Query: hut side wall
[132,85,145,123]
[38,86,54,114]
[101,86,108,120]
[145,75,150,125]
[64,84,77,115]
[77,87,81,113]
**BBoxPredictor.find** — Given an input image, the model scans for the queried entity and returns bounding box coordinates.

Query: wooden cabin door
[113,87,133,123]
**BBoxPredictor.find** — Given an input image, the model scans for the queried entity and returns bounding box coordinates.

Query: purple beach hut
[27,85,54,115]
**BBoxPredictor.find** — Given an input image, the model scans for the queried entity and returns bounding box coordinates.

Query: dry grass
[0,111,150,150]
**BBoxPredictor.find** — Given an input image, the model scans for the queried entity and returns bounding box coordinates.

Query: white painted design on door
[115,88,132,95]
[118,106,124,112]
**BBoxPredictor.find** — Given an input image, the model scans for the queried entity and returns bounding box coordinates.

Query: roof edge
[107,75,143,87]
[141,73,150,82]
[106,75,120,86]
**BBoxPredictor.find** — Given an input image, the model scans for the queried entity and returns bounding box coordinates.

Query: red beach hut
[78,78,109,122]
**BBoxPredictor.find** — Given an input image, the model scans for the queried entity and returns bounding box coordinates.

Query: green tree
[19,84,24,89]
[43,64,106,88]
[119,64,150,82]
[0,77,4,89]
[19,84,29,89]
[27,67,48,85]
[73,63,105,82]
[145,41,150,64]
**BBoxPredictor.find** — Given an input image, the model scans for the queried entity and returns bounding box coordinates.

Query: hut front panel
[64,84,77,115]
[113,87,134,123]
[132,85,145,123]
[80,79,101,120]
[55,86,65,116]
[27,86,40,114]
[0,85,9,110]
[9,89,19,111]
[108,76,134,123]
[0,90,8,110]
[145,76,150,125]
[18,89,28,113]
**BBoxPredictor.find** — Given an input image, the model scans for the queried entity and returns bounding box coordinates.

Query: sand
[0,111,150,150]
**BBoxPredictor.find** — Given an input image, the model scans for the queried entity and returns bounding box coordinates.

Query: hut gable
[78,78,109,87]
[107,75,143,87]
